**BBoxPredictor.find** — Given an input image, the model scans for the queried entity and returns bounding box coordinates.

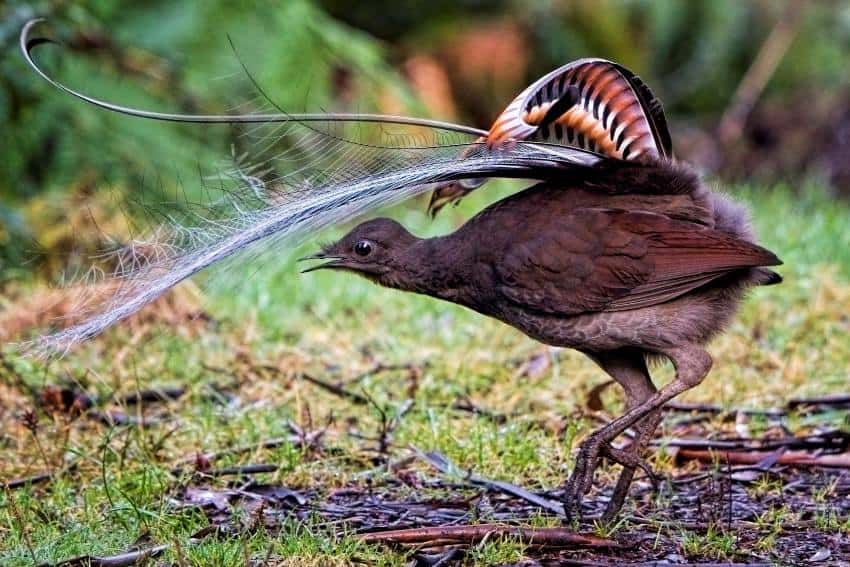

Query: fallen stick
[3,461,79,491]
[298,372,371,406]
[655,432,850,453]
[358,523,617,548]
[118,386,186,405]
[663,402,785,418]
[46,526,219,567]
[787,393,850,409]
[665,395,850,417]
[88,411,164,427]
[170,463,278,477]
[342,362,422,386]
[448,398,508,424]
[3,472,53,490]
[187,421,325,464]
[44,544,169,567]
[677,448,850,469]
[413,448,565,517]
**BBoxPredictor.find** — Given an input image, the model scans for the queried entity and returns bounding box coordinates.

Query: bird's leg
[563,346,712,521]
[563,350,657,520]
[594,351,664,522]
[601,408,664,522]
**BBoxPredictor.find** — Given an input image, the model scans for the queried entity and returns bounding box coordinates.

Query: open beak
[298,251,346,273]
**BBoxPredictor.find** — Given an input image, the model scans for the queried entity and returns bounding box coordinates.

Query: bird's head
[300,218,420,287]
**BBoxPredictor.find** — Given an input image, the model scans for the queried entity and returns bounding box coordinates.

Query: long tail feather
[18,19,604,355]
[27,142,600,354]
[20,19,486,137]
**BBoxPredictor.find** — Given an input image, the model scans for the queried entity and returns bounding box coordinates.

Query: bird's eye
[354,240,373,256]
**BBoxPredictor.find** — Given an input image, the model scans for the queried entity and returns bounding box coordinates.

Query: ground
[1,180,850,566]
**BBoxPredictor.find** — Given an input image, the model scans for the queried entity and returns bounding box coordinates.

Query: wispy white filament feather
[30,143,599,354]
[19,19,605,355]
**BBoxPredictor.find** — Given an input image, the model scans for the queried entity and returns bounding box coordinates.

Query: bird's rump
[495,209,781,316]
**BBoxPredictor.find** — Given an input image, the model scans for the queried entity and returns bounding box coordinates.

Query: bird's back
[462,160,711,229]
[445,160,780,319]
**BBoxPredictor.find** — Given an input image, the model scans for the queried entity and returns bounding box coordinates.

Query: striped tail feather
[428,59,673,215]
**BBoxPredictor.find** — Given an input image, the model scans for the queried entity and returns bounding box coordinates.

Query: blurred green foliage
[2,0,849,283]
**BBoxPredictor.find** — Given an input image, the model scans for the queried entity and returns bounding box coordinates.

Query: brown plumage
[303,157,781,519]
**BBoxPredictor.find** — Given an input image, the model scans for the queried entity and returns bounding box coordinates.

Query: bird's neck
[386,236,477,305]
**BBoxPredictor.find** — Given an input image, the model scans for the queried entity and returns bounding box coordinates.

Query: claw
[604,445,658,486]
[562,438,606,521]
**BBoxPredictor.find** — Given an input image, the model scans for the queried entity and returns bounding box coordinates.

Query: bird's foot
[598,444,659,523]
[563,438,660,522]
[602,444,658,486]
[562,437,604,522]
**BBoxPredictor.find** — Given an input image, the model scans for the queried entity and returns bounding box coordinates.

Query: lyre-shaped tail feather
[489,58,672,160]
[428,59,673,216]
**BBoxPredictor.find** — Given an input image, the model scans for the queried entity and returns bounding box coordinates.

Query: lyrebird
[21,21,780,519]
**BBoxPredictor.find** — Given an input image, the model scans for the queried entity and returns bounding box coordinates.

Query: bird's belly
[488,286,746,352]
[493,306,672,351]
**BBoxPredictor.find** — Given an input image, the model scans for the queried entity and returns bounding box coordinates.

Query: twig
[787,393,850,409]
[3,472,54,490]
[46,526,219,567]
[413,448,564,517]
[44,544,169,567]
[654,431,850,453]
[677,448,850,468]
[665,395,850,417]
[3,459,79,491]
[663,402,785,418]
[298,372,370,406]
[118,386,186,405]
[170,463,278,477]
[448,398,508,424]
[185,421,324,464]
[342,362,421,386]
[358,523,617,548]
[37,384,171,426]
[88,411,164,427]
[353,396,415,455]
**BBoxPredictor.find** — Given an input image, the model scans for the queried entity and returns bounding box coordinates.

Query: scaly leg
[563,346,712,521]
[602,408,664,521]
[566,349,657,521]
[592,350,664,522]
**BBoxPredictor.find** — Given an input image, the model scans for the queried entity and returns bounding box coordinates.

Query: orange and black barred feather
[428,59,673,215]
[487,59,672,161]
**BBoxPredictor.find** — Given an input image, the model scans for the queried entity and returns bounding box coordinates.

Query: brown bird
[18,24,782,518]
[302,59,782,520]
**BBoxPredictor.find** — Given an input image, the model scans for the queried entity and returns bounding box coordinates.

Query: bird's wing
[495,209,780,316]
[429,59,672,215]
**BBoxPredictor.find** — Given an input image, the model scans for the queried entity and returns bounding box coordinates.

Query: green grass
[1,180,850,565]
